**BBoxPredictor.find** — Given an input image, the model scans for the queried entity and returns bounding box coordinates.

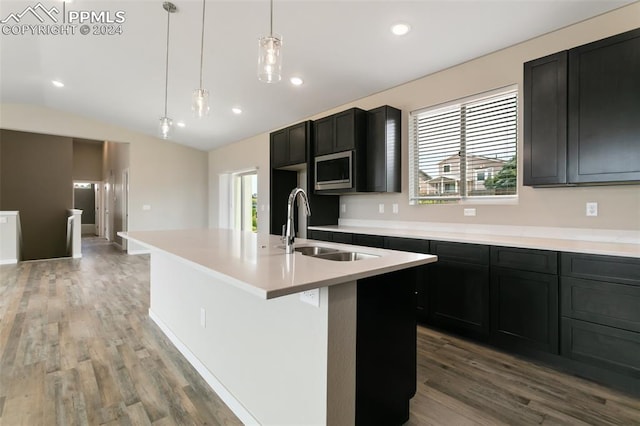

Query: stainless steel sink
[312,251,380,261]
[281,244,380,261]
[294,246,339,256]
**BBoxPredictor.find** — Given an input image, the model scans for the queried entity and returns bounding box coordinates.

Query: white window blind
[409,88,518,204]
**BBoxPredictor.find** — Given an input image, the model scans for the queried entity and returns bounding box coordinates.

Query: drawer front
[491,246,558,274]
[353,234,385,249]
[385,236,430,254]
[561,318,640,378]
[561,277,640,333]
[561,253,640,286]
[429,240,489,265]
[308,230,332,242]
[332,232,353,244]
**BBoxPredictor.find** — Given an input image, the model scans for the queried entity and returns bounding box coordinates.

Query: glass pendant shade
[257,34,282,83]
[192,88,210,117]
[159,116,173,139]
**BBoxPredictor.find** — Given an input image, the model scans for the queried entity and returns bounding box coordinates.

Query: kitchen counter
[119,228,435,425]
[121,228,435,299]
[308,222,640,258]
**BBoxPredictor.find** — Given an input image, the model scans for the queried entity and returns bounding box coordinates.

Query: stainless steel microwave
[314,151,353,190]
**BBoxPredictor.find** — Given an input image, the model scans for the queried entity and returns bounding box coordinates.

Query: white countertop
[120,229,436,299]
[308,224,640,259]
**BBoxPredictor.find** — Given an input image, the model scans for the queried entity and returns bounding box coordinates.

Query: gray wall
[73,139,103,181]
[0,129,73,260]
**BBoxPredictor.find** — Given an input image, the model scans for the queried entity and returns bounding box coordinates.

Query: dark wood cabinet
[524,28,640,186]
[270,121,310,168]
[523,52,567,186]
[314,108,366,156]
[366,106,401,192]
[356,268,418,425]
[385,237,430,320]
[490,246,559,354]
[568,29,640,183]
[427,241,490,339]
[353,233,385,249]
[560,252,640,380]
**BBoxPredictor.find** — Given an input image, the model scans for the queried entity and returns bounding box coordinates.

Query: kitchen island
[120,229,436,425]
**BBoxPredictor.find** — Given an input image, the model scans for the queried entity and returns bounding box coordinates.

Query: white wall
[208,133,270,232]
[208,3,640,233]
[0,104,209,243]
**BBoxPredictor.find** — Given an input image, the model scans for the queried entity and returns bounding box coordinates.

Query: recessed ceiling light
[176,121,186,128]
[391,23,411,36]
[290,77,304,86]
[51,80,64,88]
[232,107,242,115]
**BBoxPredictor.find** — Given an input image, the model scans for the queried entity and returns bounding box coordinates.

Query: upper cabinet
[366,106,401,193]
[523,28,640,186]
[314,107,367,156]
[270,121,311,169]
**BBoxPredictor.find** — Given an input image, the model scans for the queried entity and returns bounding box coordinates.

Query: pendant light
[159,1,176,139]
[257,0,282,83]
[192,0,209,117]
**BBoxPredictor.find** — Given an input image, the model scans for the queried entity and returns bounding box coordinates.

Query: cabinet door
[332,232,353,244]
[314,116,334,156]
[428,260,490,339]
[385,237,430,319]
[287,122,307,165]
[366,106,401,192]
[491,267,559,354]
[307,230,332,242]
[568,28,640,183]
[270,129,289,168]
[335,109,356,152]
[523,51,568,186]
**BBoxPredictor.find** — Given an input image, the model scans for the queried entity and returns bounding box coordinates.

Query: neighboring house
[420,154,507,196]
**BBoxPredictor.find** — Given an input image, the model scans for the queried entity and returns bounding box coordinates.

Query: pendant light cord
[269,0,273,36]
[199,0,206,89]
[164,6,171,117]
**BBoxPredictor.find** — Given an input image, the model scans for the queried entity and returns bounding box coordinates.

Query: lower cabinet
[490,246,559,354]
[560,253,640,379]
[490,267,559,354]
[356,268,417,425]
[427,241,490,340]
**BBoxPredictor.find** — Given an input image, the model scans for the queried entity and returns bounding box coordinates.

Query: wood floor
[1,237,638,425]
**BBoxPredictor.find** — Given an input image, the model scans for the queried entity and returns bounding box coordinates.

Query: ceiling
[0,0,634,151]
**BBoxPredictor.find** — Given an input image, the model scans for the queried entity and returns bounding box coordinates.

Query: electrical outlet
[143,204,151,211]
[586,202,598,217]
[300,289,320,307]
[464,208,476,217]
[378,203,385,214]
[341,204,347,213]
[0,217,7,224]
[392,203,399,214]
[200,308,206,328]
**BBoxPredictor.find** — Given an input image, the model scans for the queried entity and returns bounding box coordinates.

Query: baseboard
[0,258,18,265]
[148,309,259,425]
[127,249,150,255]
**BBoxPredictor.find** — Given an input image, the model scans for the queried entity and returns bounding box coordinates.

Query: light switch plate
[143,204,151,211]
[378,204,385,214]
[464,208,476,217]
[586,202,598,217]
[0,217,7,224]
[392,203,399,214]
[341,204,347,213]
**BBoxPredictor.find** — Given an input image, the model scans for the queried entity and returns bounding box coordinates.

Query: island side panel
[148,249,334,425]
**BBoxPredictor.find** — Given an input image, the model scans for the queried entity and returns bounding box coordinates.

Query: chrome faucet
[284,187,311,254]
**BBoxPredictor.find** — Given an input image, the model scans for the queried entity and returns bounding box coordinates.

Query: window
[409,87,518,203]
[232,171,258,232]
